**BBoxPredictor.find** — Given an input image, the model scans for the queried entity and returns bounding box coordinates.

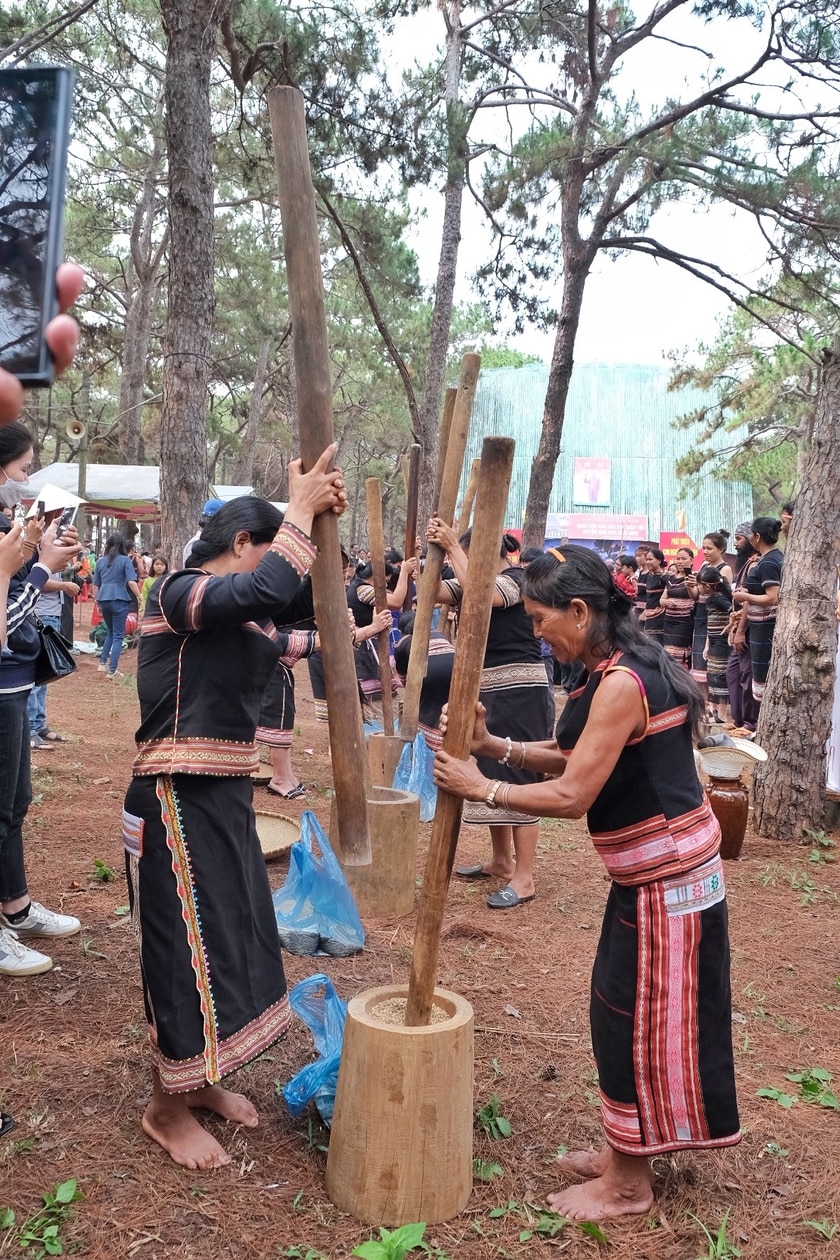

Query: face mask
[0,474,29,508]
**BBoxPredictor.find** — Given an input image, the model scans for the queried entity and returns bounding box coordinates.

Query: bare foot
[547,1175,653,1220]
[186,1084,259,1128]
[142,1100,231,1170]
[556,1147,609,1179]
[548,1148,653,1221]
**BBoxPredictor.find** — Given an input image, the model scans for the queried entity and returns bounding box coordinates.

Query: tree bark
[158,0,218,562]
[118,97,168,464]
[520,252,593,549]
[232,334,271,486]
[417,0,466,524]
[752,349,840,840]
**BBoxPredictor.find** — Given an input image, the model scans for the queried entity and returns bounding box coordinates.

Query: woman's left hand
[433,749,487,802]
[426,515,459,553]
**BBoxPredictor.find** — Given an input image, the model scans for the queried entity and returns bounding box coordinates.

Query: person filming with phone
[0,256,84,1145]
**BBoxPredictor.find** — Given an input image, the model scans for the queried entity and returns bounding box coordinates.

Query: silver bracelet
[500,736,513,766]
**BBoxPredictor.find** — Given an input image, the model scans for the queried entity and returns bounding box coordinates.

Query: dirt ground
[2,601,839,1260]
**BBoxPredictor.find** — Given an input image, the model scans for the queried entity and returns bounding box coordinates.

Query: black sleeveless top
[554,648,720,886]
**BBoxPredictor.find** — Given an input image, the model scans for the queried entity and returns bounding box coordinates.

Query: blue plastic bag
[282,972,346,1127]
[392,731,437,822]
[272,810,365,957]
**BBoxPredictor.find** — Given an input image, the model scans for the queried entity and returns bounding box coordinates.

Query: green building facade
[464,363,753,549]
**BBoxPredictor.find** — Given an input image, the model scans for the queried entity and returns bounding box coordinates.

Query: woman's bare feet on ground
[143,1083,259,1169]
[142,1099,231,1170]
[556,1147,610,1178]
[548,1148,654,1221]
[186,1083,259,1127]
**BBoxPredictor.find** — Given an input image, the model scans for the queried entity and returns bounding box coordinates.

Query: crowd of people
[615,515,790,737]
[0,263,820,1221]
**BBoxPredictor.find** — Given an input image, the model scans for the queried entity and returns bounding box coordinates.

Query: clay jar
[707,774,749,860]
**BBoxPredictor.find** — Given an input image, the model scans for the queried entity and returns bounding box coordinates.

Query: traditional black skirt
[590,861,740,1156]
[256,662,295,747]
[465,662,553,827]
[123,774,290,1092]
[748,618,776,703]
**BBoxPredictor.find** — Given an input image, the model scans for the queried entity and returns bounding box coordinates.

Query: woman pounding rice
[433,546,740,1220]
[124,446,346,1170]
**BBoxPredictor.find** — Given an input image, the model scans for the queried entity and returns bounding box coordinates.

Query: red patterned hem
[153,994,292,1093]
[606,1131,742,1157]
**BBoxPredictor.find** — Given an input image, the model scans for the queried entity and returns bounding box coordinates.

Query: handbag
[31,613,77,686]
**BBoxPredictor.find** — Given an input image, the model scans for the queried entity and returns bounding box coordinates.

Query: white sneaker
[0,928,52,976]
[97,662,108,672]
[0,901,81,939]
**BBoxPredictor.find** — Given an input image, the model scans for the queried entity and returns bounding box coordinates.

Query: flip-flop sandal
[39,729,67,742]
[487,886,536,910]
[0,1112,15,1139]
[455,864,492,880]
[266,783,307,800]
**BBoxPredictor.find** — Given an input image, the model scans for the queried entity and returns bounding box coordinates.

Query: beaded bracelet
[500,736,513,766]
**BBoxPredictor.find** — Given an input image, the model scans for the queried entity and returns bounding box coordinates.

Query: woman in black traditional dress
[639,548,667,640]
[426,518,554,909]
[733,516,783,714]
[696,564,733,723]
[124,446,346,1170]
[661,546,695,668]
[433,546,739,1221]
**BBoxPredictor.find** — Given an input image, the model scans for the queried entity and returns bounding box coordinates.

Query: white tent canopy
[23,463,279,523]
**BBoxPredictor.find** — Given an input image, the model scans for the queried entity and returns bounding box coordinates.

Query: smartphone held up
[0,65,74,387]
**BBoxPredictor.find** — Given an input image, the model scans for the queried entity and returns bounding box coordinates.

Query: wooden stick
[399,356,479,742]
[365,476,395,735]
[457,458,481,535]
[268,85,371,865]
[403,443,421,612]
[433,388,457,508]
[405,437,515,1025]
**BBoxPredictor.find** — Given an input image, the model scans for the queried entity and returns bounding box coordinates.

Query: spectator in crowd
[696,564,733,724]
[733,516,783,729]
[661,547,695,669]
[780,501,794,539]
[26,555,80,750]
[140,554,169,615]
[91,533,142,678]
[183,499,225,566]
[640,548,667,640]
[725,524,759,735]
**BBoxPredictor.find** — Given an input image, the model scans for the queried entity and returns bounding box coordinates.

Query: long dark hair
[524,545,704,739]
[104,532,129,568]
[187,497,283,567]
[0,420,34,469]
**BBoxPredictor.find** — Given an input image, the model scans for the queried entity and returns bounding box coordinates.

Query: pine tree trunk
[751,349,840,840]
[158,0,217,562]
[521,255,592,549]
[232,335,271,486]
[418,1,466,524]
[118,102,167,464]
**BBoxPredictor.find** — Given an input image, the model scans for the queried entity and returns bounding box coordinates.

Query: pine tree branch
[319,190,421,442]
